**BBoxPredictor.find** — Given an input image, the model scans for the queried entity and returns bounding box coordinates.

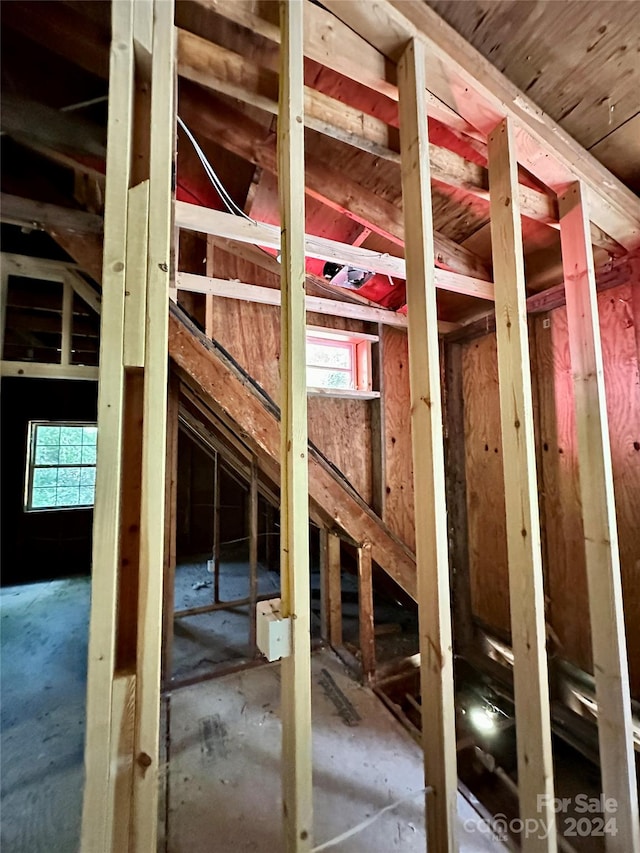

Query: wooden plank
[319,529,343,646]
[0,360,99,380]
[80,2,134,848]
[0,193,104,234]
[323,0,640,251]
[109,674,136,853]
[444,342,473,652]
[133,0,175,847]
[357,543,376,682]
[162,372,180,687]
[123,180,149,368]
[558,181,640,853]
[488,117,555,851]
[248,459,259,650]
[278,1,313,850]
[397,38,458,852]
[369,327,385,517]
[175,203,495,300]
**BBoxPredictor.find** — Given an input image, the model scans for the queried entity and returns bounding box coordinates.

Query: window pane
[81,445,97,465]
[80,467,96,486]
[35,445,60,465]
[307,342,352,369]
[33,468,58,488]
[60,445,82,464]
[56,487,80,507]
[307,366,352,389]
[36,426,60,446]
[32,487,57,508]
[82,427,98,445]
[79,487,95,506]
[60,426,83,446]
[57,467,81,486]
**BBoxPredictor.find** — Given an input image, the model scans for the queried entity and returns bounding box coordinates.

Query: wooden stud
[370,326,386,518]
[162,372,180,688]
[397,38,458,853]
[133,1,175,846]
[213,452,221,603]
[278,2,313,850]
[81,2,134,848]
[123,180,149,368]
[487,117,556,852]
[205,235,215,339]
[357,542,376,682]
[249,459,259,651]
[320,529,342,646]
[0,361,98,380]
[60,278,73,366]
[559,181,640,853]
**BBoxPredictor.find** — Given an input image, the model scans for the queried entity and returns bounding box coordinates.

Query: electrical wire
[177,116,256,224]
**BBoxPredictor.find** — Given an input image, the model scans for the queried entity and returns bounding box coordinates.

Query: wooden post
[81,1,176,850]
[213,451,221,603]
[397,38,458,853]
[370,324,386,517]
[278,1,313,850]
[444,341,474,653]
[488,117,556,853]
[559,182,640,853]
[162,372,179,688]
[357,542,375,682]
[319,529,343,646]
[61,278,73,366]
[249,459,259,651]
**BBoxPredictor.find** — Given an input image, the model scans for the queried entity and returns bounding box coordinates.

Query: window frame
[305,325,380,399]
[24,420,98,513]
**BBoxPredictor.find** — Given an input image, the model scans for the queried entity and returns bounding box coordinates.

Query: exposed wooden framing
[323,0,640,252]
[443,342,473,653]
[488,117,556,852]
[558,182,640,853]
[60,278,73,366]
[357,543,376,683]
[213,452,221,603]
[169,306,416,598]
[248,459,259,651]
[180,90,491,283]
[204,235,215,338]
[278,2,313,849]
[397,38,458,852]
[0,193,104,234]
[0,272,7,358]
[123,180,149,368]
[66,270,102,315]
[0,360,98,380]
[162,373,180,688]
[81,1,134,847]
[370,325,386,518]
[319,528,343,646]
[175,203,495,300]
[177,270,459,333]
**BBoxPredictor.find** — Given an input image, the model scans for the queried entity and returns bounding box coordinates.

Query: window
[25,422,97,511]
[305,326,379,398]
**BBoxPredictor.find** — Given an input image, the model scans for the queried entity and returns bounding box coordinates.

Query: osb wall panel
[382,327,415,551]
[208,296,374,504]
[535,281,640,697]
[461,333,510,635]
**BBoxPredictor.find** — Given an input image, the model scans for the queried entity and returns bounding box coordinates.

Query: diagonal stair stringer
[168,303,417,600]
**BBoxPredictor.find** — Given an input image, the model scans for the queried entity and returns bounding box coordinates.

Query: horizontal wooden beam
[0,193,104,235]
[177,271,458,333]
[175,202,495,300]
[0,360,98,380]
[180,86,491,282]
[2,252,78,281]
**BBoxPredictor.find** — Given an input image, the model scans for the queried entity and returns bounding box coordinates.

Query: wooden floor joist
[488,117,556,853]
[278,2,313,850]
[559,182,640,853]
[398,38,458,853]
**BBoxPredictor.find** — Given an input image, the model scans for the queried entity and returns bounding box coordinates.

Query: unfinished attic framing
[1,1,639,852]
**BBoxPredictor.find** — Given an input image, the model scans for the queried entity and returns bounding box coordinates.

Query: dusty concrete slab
[167,649,506,852]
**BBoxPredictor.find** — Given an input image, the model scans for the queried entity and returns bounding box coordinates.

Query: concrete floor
[1,571,506,853]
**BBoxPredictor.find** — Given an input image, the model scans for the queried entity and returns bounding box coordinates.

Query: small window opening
[25,421,97,511]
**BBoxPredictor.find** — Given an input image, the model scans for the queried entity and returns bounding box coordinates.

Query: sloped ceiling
[426,0,640,193]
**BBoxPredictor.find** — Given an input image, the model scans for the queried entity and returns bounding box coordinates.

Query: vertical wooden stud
[61,279,73,366]
[370,325,386,517]
[397,38,458,853]
[559,181,640,853]
[488,116,556,853]
[123,180,150,368]
[278,1,313,850]
[162,372,180,688]
[357,542,376,682]
[81,3,134,849]
[213,452,221,603]
[249,459,259,651]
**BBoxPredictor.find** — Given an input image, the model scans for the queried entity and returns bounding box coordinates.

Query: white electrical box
[256,598,291,662]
